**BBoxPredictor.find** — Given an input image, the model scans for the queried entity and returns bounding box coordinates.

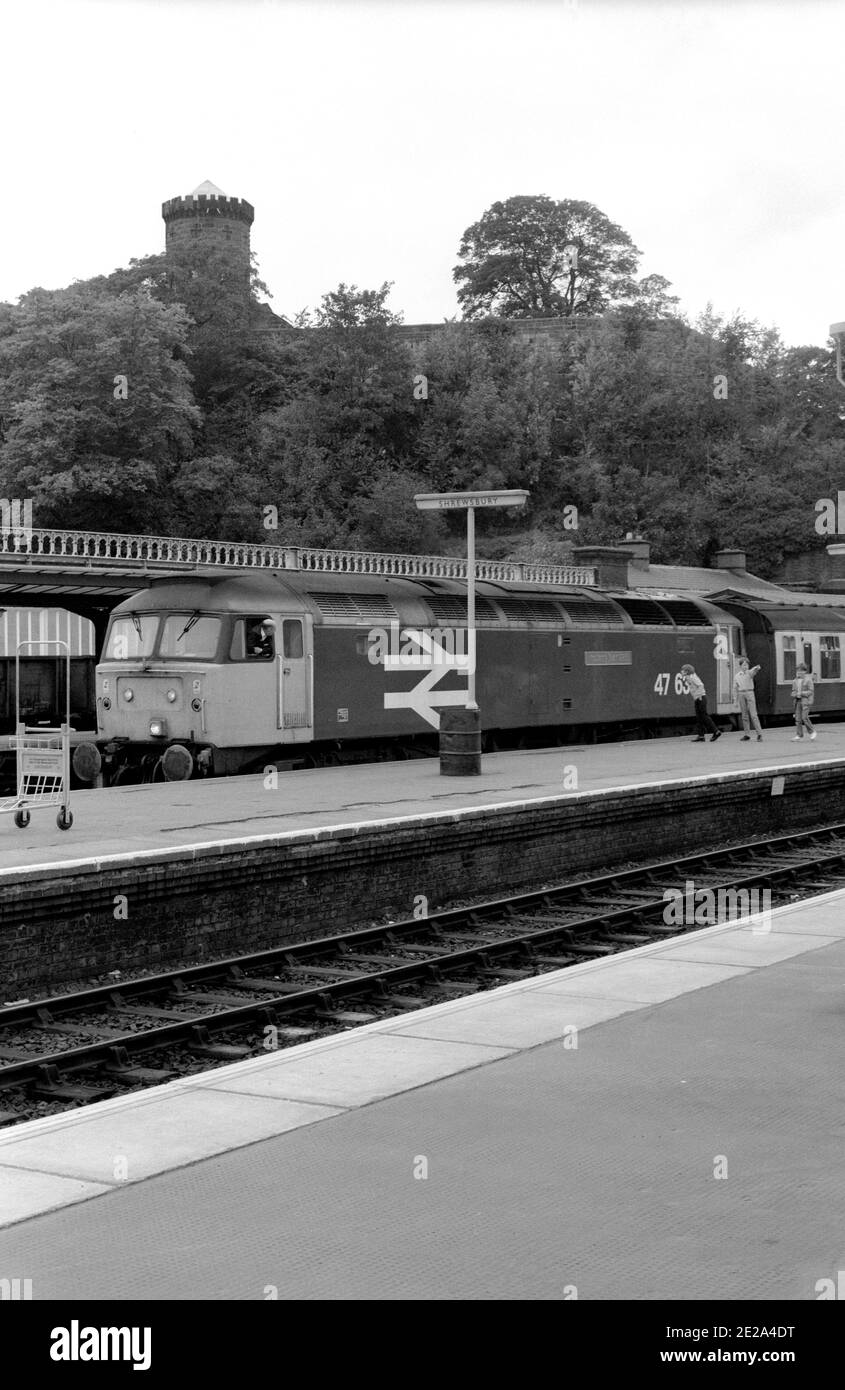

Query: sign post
[414,489,529,769]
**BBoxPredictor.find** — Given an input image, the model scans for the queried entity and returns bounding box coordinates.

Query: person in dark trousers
[680,663,721,741]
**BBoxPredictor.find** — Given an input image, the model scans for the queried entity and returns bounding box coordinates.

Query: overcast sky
[2,0,842,347]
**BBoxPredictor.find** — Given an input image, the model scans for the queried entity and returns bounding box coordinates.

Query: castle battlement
[162,194,254,225]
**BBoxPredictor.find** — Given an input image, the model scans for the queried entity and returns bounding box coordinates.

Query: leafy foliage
[1,212,843,581]
[0,283,197,530]
[453,195,647,320]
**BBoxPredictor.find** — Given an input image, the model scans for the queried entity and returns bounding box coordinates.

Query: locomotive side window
[105,615,158,659]
[820,635,841,680]
[283,620,304,659]
[782,636,797,682]
[230,617,276,661]
[159,615,222,659]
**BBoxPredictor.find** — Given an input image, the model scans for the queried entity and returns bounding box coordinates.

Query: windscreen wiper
[176,612,201,641]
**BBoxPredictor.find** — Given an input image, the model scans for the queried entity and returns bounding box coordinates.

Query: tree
[631,274,680,320]
[82,244,303,537]
[256,284,445,551]
[453,195,646,320]
[0,284,198,531]
[413,320,555,550]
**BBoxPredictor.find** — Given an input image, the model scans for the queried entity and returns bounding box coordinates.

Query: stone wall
[3,760,843,994]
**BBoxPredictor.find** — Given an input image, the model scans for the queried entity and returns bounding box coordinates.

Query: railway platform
[6,726,845,998]
[1,723,845,874]
[0,888,843,1299]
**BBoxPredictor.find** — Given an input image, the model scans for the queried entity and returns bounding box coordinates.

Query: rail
[0,527,597,588]
[2,822,843,1112]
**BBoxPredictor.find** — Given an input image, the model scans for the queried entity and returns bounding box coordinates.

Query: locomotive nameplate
[584,651,632,666]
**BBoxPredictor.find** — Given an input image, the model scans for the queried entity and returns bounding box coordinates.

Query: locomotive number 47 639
[654,672,688,696]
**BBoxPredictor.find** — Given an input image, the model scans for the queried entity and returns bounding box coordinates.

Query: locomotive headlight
[191,697,202,713]
[123,689,134,702]
[149,719,167,738]
[102,697,112,711]
[166,689,177,704]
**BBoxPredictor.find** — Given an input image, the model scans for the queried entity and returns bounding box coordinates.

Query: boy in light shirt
[791,664,816,740]
[680,664,721,742]
[734,657,763,741]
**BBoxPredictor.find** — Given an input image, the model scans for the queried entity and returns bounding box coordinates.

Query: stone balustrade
[0,528,596,588]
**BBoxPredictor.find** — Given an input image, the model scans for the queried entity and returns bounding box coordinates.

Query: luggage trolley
[0,640,74,831]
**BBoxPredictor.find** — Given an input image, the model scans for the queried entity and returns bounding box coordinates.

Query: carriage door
[715,624,741,711]
[277,616,313,741]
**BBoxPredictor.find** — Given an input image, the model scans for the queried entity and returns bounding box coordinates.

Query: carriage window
[105,615,158,659]
[820,635,841,680]
[159,615,222,659]
[782,636,797,682]
[230,617,275,661]
[283,620,303,658]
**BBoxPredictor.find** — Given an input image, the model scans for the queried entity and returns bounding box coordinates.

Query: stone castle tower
[162,179,254,283]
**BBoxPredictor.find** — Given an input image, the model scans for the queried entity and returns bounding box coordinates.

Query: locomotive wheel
[13,810,30,829]
[56,808,73,831]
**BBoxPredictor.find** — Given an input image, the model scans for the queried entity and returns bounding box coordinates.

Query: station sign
[413,490,529,510]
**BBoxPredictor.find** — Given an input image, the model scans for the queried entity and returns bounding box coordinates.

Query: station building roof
[627,563,791,600]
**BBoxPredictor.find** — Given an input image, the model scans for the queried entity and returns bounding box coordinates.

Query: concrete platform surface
[1,724,845,877]
[0,889,843,1299]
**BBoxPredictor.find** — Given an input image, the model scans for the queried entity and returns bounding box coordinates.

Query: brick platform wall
[4,763,845,994]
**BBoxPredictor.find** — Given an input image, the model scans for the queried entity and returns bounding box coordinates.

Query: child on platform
[791,664,816,741]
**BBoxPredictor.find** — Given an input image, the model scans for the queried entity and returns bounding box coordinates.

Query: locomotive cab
[80,579,314,784]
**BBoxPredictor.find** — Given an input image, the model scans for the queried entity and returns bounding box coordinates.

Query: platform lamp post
[414,489,529,773]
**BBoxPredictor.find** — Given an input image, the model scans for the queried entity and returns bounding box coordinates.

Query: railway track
[3,822,845,1126]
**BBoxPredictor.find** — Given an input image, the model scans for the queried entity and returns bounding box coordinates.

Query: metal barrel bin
[439,707,482,776]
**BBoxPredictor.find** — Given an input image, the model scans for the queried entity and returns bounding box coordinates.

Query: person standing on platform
[680,664,721,742]
[734,657,763,741]
[791,664,816,740]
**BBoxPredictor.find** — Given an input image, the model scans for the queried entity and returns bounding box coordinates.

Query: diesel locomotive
[61,563,845,787]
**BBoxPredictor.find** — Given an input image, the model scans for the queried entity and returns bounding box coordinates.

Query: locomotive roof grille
[556,594,627,627]
[496,599,567,624]
[654,599,711,627]
[424,595,500,623]
[612,597,673,626]
[308,592,400,622]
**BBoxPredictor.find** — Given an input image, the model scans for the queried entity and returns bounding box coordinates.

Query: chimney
[620,532,650,567]
[570,546,631,590]
[713,549,747,570]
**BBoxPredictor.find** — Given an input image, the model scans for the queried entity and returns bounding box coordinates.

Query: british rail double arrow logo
[382,629,475,730]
